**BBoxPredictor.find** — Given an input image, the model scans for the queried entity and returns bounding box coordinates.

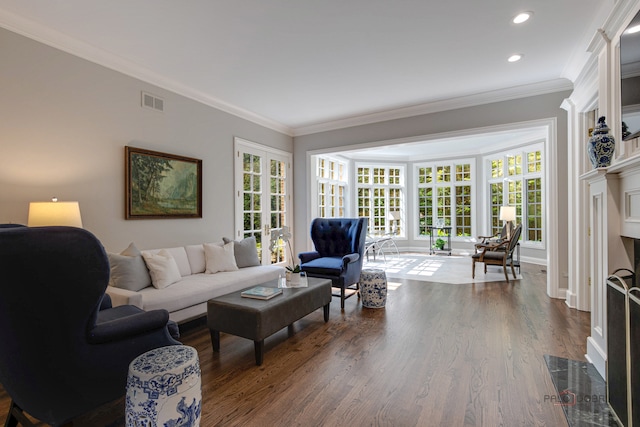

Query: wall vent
[141,91,164,112]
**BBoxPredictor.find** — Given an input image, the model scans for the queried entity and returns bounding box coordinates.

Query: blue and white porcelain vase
[587,116,615,168]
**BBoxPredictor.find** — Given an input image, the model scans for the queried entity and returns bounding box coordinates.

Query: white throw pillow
[204,242,239,274]
[142,249,182,289]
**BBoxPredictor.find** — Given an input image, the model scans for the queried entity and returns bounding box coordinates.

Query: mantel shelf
[580,153,640,182]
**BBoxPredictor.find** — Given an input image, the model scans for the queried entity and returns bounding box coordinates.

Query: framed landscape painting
[125,146,202,219]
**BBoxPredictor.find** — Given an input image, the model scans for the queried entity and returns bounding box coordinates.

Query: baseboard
[586,337,607,379]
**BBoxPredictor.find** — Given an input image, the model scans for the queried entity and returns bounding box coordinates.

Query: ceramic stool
[126,345,202,426]
[360,268,387,308]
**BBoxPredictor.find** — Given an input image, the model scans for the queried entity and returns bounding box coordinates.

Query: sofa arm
[105,286,143,309]
[299,251,321,264]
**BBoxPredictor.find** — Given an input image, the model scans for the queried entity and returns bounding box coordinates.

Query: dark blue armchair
[299,218,368,309]
[0,225,180,426]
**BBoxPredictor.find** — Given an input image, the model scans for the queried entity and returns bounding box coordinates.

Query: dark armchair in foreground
[299,218,368,309]
[0,225,180,426]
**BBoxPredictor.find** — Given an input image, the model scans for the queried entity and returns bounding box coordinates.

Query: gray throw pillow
[108,242,152,291]
[222,236,261,268]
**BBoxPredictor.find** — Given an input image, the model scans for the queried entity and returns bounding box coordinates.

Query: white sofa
[106,240,284,323]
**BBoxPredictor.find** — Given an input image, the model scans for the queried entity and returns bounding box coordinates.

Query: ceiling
[0,0,611,138]
[337,126,547,161]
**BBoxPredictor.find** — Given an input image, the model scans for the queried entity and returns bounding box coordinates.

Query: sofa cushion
[138,265,284,314]
[185,244,206,274]
[204,242,238,274]
[142,246,191,277]
[222,236,261,268]
[107,242,151,292]
[142,249,182,289]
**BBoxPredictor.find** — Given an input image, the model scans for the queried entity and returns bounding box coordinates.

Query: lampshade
[28,200,83,228]
[499,206,516,222]
[388,210,401,221]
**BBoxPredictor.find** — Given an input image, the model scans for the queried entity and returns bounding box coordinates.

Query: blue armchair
[0,225,180,426]
[299,218,368,309]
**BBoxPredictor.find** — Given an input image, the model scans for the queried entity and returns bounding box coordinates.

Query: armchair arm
[99,294,113,310]
[478,240,510,253]
[342,253,360,269]
[88,309,171,344]
[299,251,321,264]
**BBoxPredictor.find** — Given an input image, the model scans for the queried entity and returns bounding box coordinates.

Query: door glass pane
[242,152,264,262]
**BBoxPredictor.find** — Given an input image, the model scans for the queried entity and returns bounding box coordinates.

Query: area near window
[356,164,405,236]
[485,144,544,246]
[415,159,475,238]
[234,138,292,265]
[317,157,347,218]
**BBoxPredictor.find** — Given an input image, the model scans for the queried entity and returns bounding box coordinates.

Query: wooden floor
[0,262,590,426]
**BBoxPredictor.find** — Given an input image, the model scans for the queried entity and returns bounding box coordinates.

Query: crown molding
[0,8,579,140]
[292,79,573,137]
[0,9,294,136]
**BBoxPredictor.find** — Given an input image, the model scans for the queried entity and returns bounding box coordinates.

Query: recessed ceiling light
[513,12,533,24]
[508,54,523,62]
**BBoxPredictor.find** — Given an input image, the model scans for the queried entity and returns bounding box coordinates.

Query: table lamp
[499,206,516,240]
[28,197,83,228]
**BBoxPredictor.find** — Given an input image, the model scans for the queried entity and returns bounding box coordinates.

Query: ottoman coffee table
[207,277,332,365]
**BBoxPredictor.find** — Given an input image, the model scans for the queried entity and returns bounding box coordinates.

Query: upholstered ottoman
[360,268,388,308]
[126,345,202,426]
[207,277,332,365]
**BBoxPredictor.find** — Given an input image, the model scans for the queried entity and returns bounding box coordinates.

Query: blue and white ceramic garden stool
[126,345,202,426]
[360,268,388,308]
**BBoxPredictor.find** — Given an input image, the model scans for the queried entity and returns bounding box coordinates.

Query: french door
[234,137,292,265]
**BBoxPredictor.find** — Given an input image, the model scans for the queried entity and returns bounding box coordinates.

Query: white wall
[293,92,571,289]
[0,28,292,252]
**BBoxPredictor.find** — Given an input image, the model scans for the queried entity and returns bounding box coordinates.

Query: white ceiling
[337,126,547,161]
[0,0,612,139]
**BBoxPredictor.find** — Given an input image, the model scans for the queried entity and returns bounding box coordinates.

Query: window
[416,160,474,237]
[356,164,405,236]
[486,145,543,245]
[316,156,347,218]
[234,138,292,265]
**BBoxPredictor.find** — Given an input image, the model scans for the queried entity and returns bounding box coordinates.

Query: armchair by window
[471,224,522,283]
[0,225,180,426]
[299,218,368,309]
[474,223,508,253]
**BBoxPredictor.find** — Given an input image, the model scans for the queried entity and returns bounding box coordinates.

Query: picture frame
[125,146,202,219]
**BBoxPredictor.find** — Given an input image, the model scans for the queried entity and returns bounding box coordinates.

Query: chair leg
[472,259,476,278]
[341,286,345,309]
[510,259,517,279]
[5,401,37,427]
[503,260,509,283]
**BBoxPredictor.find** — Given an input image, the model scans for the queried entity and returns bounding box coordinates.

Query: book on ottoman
[241,286,283,300]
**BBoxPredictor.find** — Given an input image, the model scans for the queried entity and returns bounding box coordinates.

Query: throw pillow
[222,236,261,268]
[204,242,239,274]
[142,249,182,289]
[107,242,152,292]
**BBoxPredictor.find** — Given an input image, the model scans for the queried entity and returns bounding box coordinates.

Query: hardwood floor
[0,262,590,426]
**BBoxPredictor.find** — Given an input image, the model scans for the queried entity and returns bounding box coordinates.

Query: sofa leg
[341,287,345,309]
